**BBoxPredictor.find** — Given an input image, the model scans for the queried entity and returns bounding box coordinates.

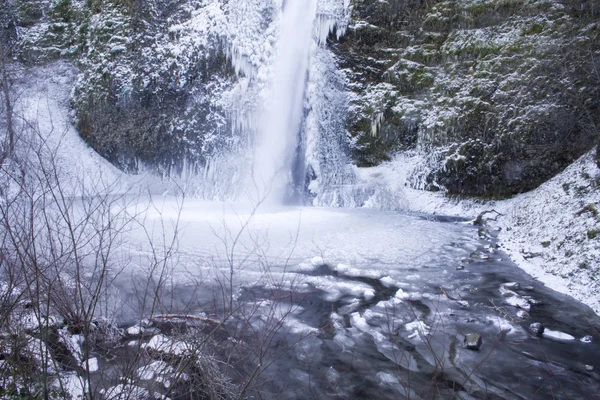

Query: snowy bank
[359,152,600,314]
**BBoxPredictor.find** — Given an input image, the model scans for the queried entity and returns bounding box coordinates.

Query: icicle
[371,113,385,137]
[313,0,352,46]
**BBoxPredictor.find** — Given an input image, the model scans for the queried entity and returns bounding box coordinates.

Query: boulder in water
[463,333,483,350]
[529,322,545,337]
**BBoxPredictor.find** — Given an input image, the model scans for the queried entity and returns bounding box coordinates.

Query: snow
[11,62,127,195]
[137,360,175,387]
[300,276,377,302]
[102,384,149,400]
[55,373,88,400]
[143,334,193,356]
[350,312,370,331]
[82,357,99,373]
[485,316,518,334]
[127,325,144,336]
[311,256,325,266]
[24,336,57,374]
[58,329,84,362]
[376,371,400,385]
[405,320,430,339]
[492,153,600,314]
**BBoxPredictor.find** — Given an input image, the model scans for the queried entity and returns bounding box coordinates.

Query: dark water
[234,222,600,400]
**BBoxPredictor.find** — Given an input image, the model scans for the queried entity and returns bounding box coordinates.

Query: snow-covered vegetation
[338,0,599,197]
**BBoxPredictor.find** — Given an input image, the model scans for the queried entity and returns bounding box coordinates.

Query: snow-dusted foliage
[336,0,599,197]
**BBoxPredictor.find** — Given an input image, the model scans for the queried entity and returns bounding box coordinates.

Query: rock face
[7,0,600,197]
[70,1,235,173]
[12,0,237,174]
[333,0,600,197]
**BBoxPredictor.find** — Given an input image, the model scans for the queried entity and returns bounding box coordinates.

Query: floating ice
[543,329,576,342]
[405,320,430,339]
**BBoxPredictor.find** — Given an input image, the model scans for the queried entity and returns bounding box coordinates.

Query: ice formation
[183,0,354,205]
[251,0,317,204]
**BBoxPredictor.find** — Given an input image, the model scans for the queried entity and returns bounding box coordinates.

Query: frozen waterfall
[185,0,354,205]
[251,0,317,204]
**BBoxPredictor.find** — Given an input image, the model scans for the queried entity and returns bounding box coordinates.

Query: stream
[106,199,600,399]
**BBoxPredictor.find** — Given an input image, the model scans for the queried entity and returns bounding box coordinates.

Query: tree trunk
[0,40,15,165]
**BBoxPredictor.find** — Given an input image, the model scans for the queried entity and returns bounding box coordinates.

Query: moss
[50,0,73,23]
[587,230,599,239]
[541,241,551,248]
[409,67,435,88]
[522,23,544,35]
[353,118,372,134]
[48,23,67,34]
[17,0,43,26]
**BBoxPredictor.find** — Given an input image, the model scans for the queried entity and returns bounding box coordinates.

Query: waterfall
[175,0,353,203]
[251,0,317,204]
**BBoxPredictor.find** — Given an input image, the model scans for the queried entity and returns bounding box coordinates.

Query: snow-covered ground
[11,61,127,195]
[356,152,600,314]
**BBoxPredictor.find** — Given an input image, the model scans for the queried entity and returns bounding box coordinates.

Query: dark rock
[529,322,545,337]
[463,333,482,350]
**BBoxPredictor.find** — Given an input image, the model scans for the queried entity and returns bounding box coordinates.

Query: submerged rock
[463,333,483,350]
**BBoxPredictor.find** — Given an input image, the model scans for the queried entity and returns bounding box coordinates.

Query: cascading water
[251,0,317,204]
[182,0,354,204]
